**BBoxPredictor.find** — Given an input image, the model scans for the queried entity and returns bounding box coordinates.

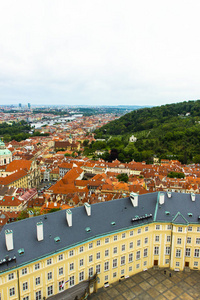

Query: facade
[1,192,200,299]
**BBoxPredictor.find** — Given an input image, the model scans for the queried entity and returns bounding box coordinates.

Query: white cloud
[0,0,200,105]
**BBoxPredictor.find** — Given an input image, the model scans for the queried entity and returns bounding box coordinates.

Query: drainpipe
[17,270,20,300]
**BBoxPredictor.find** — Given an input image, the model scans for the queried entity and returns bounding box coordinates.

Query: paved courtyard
[89,268,200,299]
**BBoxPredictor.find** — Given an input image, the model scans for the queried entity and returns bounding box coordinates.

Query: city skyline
[0,0,200,106]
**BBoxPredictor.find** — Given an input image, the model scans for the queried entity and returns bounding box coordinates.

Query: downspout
[17,269,20,300]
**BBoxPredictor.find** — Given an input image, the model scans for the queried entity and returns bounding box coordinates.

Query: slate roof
[1,192,200,273]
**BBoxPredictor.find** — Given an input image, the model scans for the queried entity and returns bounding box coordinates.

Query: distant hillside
[90,100,200,164]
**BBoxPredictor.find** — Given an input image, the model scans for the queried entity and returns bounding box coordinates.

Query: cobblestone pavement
[88,268,200,299]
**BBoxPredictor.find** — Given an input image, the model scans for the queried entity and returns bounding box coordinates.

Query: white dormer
[130,193,138,207]
[84,203,91,216]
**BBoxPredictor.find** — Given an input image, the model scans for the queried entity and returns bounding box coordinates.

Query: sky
[0,0,200,107]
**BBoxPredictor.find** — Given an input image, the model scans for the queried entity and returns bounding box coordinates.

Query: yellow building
[0,192,200,299]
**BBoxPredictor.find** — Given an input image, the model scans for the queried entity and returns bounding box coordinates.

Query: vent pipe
[84,203,91,216]
[5,229,14,251]
[130,193,138,207]
[167,191,172,198]
[66,209,72,227]
[36,222,44,241]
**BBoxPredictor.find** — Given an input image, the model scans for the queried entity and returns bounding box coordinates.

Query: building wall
[1,221,200,299]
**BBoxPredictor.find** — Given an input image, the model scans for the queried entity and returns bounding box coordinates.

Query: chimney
[5,229,14,251]
[66,209,72,227]
[130,193,138,207]
[167,191,172,198]
[191,193,195,202]
[84,203,91,216]
[36,222,43,241]
[159,192,165,205]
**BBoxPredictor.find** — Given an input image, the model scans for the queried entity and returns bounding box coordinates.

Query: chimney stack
[191,193,195,202]
[84,203,91,216]
[66,209,72,227]
[36,222,44,241]
[5,229,14,251]
[130,193,138,207]
[159,192,165,205]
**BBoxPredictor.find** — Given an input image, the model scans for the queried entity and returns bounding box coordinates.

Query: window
[122,244,125,251]
[136,251,140,260]
[105,238,109,244]
[121,269,125,275]
[23,297,29,300]
[144,248,148,257]
[105,275,109,281]
[137,240,141,247]
[188,226,192,232]
[69,263,74,271]
[155,235,159,242]
[89,255,93,262]
[194,249,200,257]
[96,240,101,246]
[89,267,93,277]
[167,236,171,242]
[47,285,53,296]
[113,259,117,268]
[197,227,200,232]
[145,237,148,244]
[9,288,15,297]
[136,263,140,269]
[47,258,52,265]
[176,249,181,258]
[167,225,172,230]
[165,247,170,255]
[22,268,27,275]
[121,256,125,265]
[59,280,64,292]
[105,250,109,257]
[80,259,84,267]
[35,291,42,300]
[79,271,84,282]
[187,237,191,244]
[177,238,182,244]
[185,248,191,257]
[69,250,74,257]
[176,262,180,267]
[196,238,200,244]
[35,263,40,270]
[8,273,14,280]
[113,235,118,241]
[165,259,169,264]
[79,246,84,253]
[48,272,52,280]
[113,247,118,254]
[104,261,109,271]
[36,277,40,285]
[144,261,147,266]
[130,230,133,236]
[89,242,93,249]
[129,242,133,249]
[145,226,149,232]
[23,282,28,291]
[96,264,101,274]
[96,252,100,260]
[129,266,133,272]
[137,228,141,234]
[122,233,126,239]
[154,247,159,255]
[69,275,75,287]
[156,225,160,230]
[113,272,117,278]
[129,253,133,263]
[178,227,183,232]
[194,261,198,267]
[59,267,63,276]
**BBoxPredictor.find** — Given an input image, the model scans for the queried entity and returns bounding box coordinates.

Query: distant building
[129,135,137,142]
[28,103,31,109]
[0,139,12,166]
[19,103,22,109]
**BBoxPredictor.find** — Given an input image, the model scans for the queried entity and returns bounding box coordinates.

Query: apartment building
[1,192,200,299]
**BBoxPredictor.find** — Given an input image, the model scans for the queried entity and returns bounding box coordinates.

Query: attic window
[54,237,60,243]
[165,211,170,215]
[188,213,193,217]
[111,222,116,226]
[85,227,91,233]
[18,248,24,256]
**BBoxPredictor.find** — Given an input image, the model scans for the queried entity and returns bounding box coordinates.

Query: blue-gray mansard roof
[0,192,200,273]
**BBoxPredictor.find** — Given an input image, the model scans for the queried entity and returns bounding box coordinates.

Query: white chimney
[5,229,14,251]
[130,193,138,207]
[36,222,43,241]
[159,192,165,205]
[191,193,195,202]
[66,209,72,227]
[167,191,172,198]
[84,203,91,216]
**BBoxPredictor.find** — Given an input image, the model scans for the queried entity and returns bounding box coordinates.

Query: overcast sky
[0,0,200,107]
